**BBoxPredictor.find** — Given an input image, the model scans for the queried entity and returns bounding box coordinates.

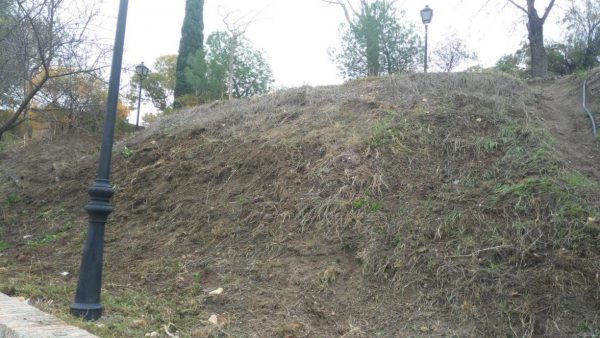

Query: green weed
[369,120,392,146]
[38,207,65,221]
[352,196,382,212]
[193,272,201,284]
[577,320,590,332]
[392,235,403,246]
[558,202,588,219]
[482,138,498,152]
[499,124,518,142]
[27,234,58,247]
[5,192,17,204]
[564,172,595,188]
[238,196,249,205]
[0,241,8,251]
[120,146,135,159]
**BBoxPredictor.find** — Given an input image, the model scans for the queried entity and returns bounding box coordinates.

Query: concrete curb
[0,293,97,338]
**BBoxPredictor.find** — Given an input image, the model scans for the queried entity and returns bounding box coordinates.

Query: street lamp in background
[135,62,149,130]
[420,5,433,73]
[70,0,129,321]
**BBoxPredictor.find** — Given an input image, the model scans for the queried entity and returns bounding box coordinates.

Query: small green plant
[61,221,74,231]
[564,172,595,188]
[238,196,249,205]
[499,302,510,315]
[27,234,58,247]
[38,207,65,221]
[482,138,498,152]
[120,146,135,159]
[352,199,365,209]
[0,241,8,252]
[577,320,590,332]
[397,207,407,216]
[559,202,588,219]
[393,235,403,246]
[352,196,382,212]
[369,120,392,146]
[499,124,518,142]
[533,148,547,159]
[192,272,202,292]
[5,192,17,204]
[193,272,201,284]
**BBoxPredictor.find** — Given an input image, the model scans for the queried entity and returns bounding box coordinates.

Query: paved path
[0,293,97,338]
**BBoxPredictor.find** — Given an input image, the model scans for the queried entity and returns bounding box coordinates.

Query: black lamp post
[70,0,129,321]
[134,62,149,130]
[420,5,433,73]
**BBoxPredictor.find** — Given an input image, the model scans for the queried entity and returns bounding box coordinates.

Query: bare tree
[0,0,105,140]
[432,35,477,72]
[221,9,261,100]
[507,0,556,77]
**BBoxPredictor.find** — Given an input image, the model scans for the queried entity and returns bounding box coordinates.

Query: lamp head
[135,62,149,77]
[420,5,433,25]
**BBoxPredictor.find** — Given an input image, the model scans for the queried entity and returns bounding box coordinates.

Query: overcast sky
[99,0,564,89]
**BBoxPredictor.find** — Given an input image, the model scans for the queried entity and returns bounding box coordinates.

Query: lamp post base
[70,303,103,321]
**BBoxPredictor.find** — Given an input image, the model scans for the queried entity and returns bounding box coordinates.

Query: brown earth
[0,72,599,337]
[532,72,600,181]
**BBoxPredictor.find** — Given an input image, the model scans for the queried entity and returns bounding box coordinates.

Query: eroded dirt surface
[534,75,600,181]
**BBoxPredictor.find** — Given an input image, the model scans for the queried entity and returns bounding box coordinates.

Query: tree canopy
[327,0,421,79]
[184,31,273,103]
[0,0,108,140]
[562,0,600,71]
[495,0,600,77]
[130,55,177,112]
[174,0,205,104]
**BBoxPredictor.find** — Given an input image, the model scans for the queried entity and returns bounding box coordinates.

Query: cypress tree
[174,0,204,104]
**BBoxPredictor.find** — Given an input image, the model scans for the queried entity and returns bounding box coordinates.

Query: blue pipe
[582,78,597,138]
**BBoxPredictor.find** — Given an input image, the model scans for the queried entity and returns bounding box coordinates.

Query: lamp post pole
[135,62,149,130]
[424,24,429,73]
[420,5,433,73]
[70,0,129,321]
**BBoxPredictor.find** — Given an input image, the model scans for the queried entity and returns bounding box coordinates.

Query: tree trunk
[227,37,237,100]
[364,9,380,76]
[527,15,547,78]
[0,74,49,141]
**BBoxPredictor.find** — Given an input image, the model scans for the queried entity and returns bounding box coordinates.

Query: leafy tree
[507,0,556,78]
[0,0,106,140]
[36,71,109,132]
[562,0,600,71]
[496,38,596,77]
[326,0,421,79]
[545,42,576,75]
[432,35,477,72]
[130,55,176,112]
[174,0,205,105]
[184,31,273,102]
[493,43,530,77]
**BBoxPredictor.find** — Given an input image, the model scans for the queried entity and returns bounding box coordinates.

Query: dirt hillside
[1,72,599,337]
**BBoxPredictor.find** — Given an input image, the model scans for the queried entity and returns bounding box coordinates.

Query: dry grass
[1,72,599,337]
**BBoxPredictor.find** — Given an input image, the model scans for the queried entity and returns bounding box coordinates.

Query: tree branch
[507,0,528,14]
[323,0,356,27]
[541,0,555,23]
[0,73,49,135]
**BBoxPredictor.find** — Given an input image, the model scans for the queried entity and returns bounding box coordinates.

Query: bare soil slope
[1,73,599,338]
[533,71,600,181]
